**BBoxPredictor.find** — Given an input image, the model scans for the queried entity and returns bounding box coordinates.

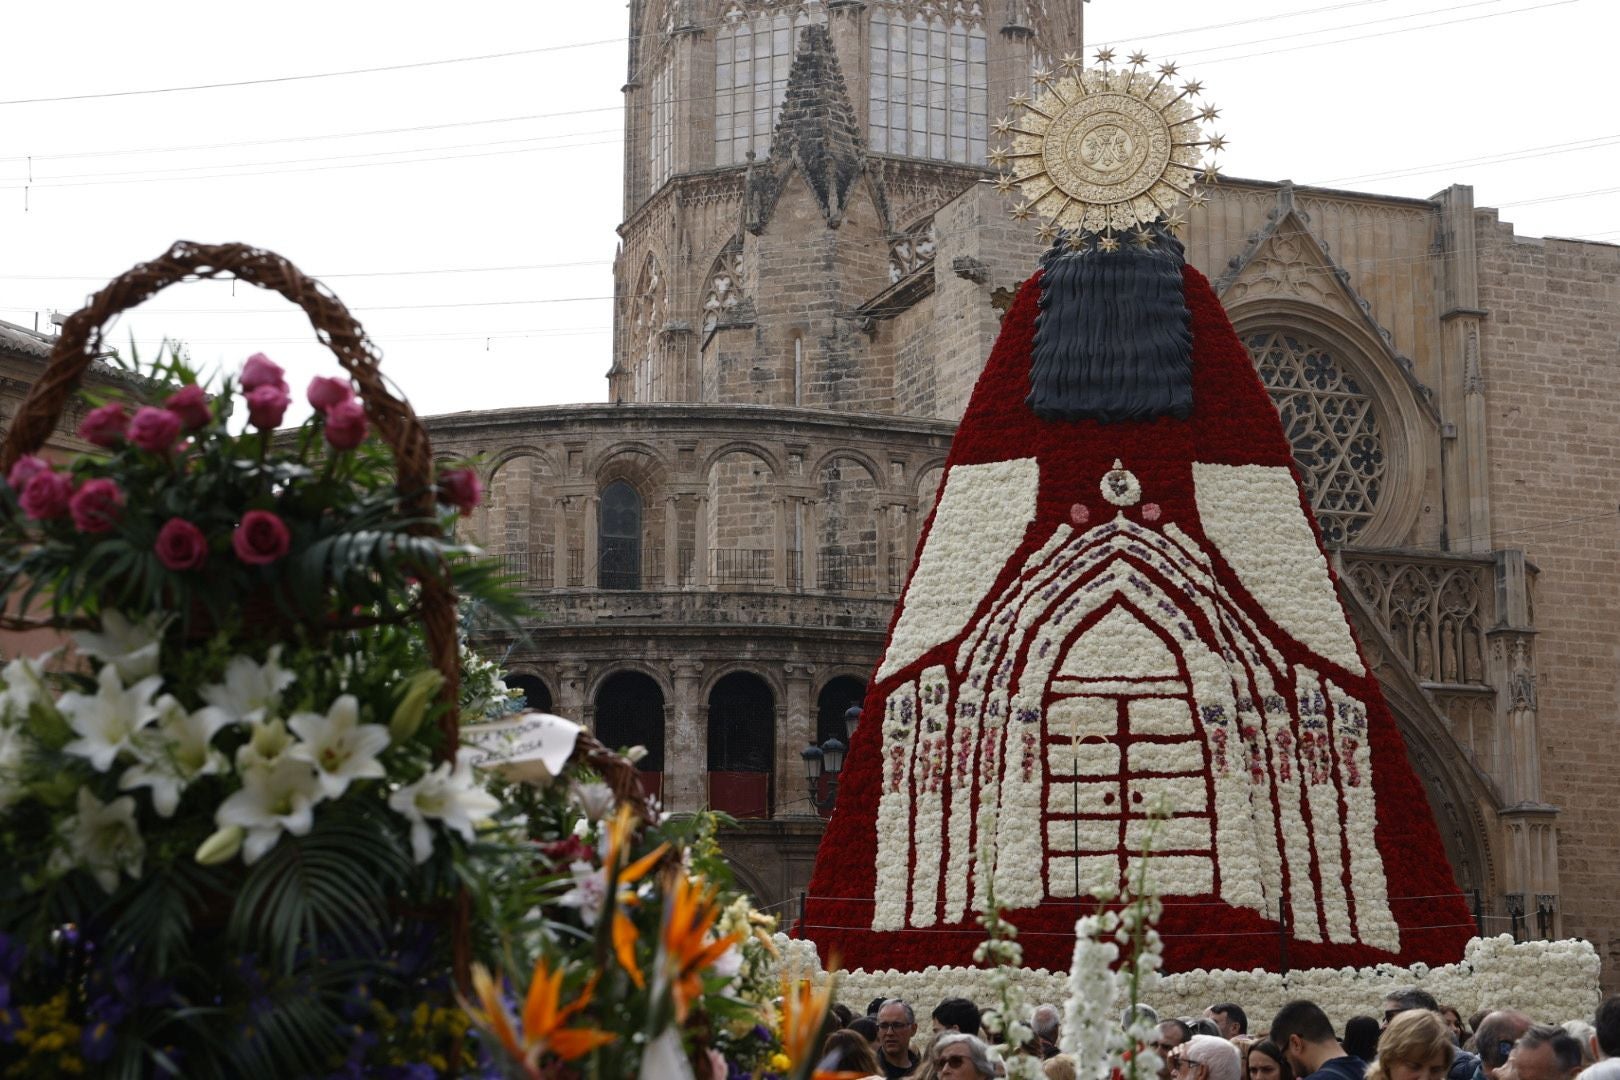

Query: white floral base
[776,935,1601,1030]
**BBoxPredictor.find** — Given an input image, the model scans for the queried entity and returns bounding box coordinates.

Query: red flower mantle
[797,263,1475,975]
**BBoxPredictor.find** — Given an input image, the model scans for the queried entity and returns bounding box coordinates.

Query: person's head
[876,999,918,1064]
[1595,996,1620,1060]
[1368,1008,1457,1080]
[1269,1000,1339,1076]
[1344,1016,1382,1063]
[819,1028,881,1075]
[868,995,889,1017]
[1156,1020,1194,1080]
[1501,1025,1583,1080]
[830,1002,854,1029]
[1177,1034,1243,1080]
[1476,1011,1534,1080]
[1033,1004,1062,1048]
[1189,1019,1222,1038]
[1382,989,1444,1032]
[848,1014,879,1044]
[1046,1055,1080,1080]
[1559,1022,1596,1068]
[933,997,983,1036]
[1440,1008,1467,1045]
[1208,1004,1250,1039]
[1127,1004,1163,1028]
[1248,1040,1295,1080]
[934,1032,996,1080]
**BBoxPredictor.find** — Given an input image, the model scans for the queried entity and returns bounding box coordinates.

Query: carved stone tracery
[888,216,938,283]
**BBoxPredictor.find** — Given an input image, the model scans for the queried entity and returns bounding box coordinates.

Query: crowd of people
[810,990,1620,1080]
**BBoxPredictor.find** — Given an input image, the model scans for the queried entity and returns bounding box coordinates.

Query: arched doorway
[708,672,775,819]
[506,674,553,715]
[594,671,666,802]
[814,676,865,818]
[599,480,643,590]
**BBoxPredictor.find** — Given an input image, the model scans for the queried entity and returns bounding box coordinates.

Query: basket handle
[0,240,460,755]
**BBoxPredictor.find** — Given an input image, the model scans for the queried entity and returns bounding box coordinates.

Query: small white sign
[462,711,581,785]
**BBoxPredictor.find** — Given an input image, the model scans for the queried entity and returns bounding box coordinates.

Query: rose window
[1245,330,1386,545]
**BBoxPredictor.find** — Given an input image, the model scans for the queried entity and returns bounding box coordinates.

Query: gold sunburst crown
[989,51,1225,242]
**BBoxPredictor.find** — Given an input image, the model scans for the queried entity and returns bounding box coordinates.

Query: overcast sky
[0,0,1611,423]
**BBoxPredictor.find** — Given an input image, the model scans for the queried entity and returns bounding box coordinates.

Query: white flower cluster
[0,613,501,893]
[783,935,1600,1034]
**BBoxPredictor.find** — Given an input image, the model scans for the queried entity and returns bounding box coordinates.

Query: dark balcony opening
[507,673,553,715]
[708,672,774,818]
[599,480,643,590]
[814,675,866,818]
[594,671,665,798]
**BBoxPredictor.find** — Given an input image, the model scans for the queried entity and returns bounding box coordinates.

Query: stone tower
[610,0,1078,410]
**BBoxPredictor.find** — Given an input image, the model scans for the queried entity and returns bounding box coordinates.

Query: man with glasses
[1381,987,1480,1080]
[876,998,920,1079]
[1155,1020,1194,1080]
[1175,1034,1243,1080]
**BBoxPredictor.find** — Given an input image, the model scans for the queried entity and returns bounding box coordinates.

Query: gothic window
[868,3,989,164]
[629,253,665,400]
[701,236,746,334]
[1245,330,1387,546]
[649,58,675,189]
[714,2,827,167]
[599,480,644,590]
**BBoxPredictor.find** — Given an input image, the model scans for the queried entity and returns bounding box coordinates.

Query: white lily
[119,697,232,817]
[0,651,56,721]
[287,694,389,799]
[0,722,31,811]
[387,748,501,864]
[234,716,295,777]
[570,780,617,824]
[200,647,296,722]
[58,664,165,772]
[556,860,608,927]
[215,757,324,864]
[58,786,144,893]
[72,611,168,681]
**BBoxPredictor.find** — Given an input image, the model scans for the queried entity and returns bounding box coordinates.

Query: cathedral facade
[417,0,1620,978]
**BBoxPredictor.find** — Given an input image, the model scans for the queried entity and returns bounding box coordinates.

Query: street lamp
[801,735,847,812]
[843,704,861,741]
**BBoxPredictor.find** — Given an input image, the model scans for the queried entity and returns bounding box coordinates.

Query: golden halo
[991,55,1224,238]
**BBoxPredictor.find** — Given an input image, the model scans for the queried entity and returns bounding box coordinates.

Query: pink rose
[69,478,125,533]
[240,353,288,394]
[18,469,73,520]
[155,517,209,571]
[6,454,49,490]
[323,399,368,451]
[164,384,212,430]
[246,385,291,431]
[78,403,129,448]
[307,375,354,413]
[233,509,290,565]
[436,468,483,517]
[128,406,182,453]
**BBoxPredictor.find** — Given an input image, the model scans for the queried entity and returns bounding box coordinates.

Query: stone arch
[700,233,747,337]
[815,673,866,748]
[915,460,947,526]
[724,856,776,909]
[595,446,674,589]
[466,450,561,586]
[504,672,553,714]
[707,669,777,819]
[700,440,784,479]
[1228,302,1436,549]
[593,669,668,801]
[626,251,668,401]
[813,453,883,594]
[706,447,779,586]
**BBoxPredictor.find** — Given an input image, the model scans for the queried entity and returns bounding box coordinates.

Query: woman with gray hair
[1176,1034,1244,1080]
[930,1032,997,1079]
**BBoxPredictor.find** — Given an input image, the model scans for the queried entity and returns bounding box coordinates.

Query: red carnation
[78,403,129,448]
[69,478,125,533]
[436,468,482,517]
[6,454,48,491]
[18,469,73,520]
[128,406,182,453]
[233,509,290,566]
[164,384,212,430]
[323,399,368,451]
[155,518,209,571]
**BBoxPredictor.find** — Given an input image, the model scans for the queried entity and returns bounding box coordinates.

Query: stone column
[583,494,600,590]
[1437,185,1493,554]
[781,662,817,818]
[554,661,590,723]
[803,498,820,591]
[667,659,707,813]
[552,496,569,589]
[773,496,789,589]
[664,493,680,588]
[694,494,710,586]
[877,502,894,593]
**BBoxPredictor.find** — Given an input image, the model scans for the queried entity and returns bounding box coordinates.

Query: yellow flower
[771,1052,793,1072]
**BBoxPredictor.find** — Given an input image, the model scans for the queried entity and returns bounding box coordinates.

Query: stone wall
[1476,216,1620,973]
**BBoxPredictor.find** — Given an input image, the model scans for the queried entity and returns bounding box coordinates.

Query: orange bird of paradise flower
[464,956,616,1076]
[659,871,741,1024]
[601,804,670,989]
